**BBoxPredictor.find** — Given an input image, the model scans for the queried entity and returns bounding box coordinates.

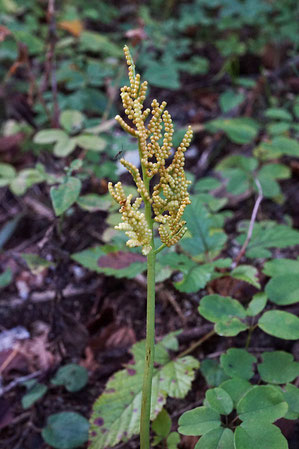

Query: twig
[177,329,216,358]
[0,370,42,396]
[42,0,59,127]
[232,178,263,268]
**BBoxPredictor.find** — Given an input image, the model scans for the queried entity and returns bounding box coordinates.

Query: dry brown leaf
[59,20,83,37]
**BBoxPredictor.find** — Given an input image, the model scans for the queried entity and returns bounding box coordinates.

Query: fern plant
[89,46,193,449]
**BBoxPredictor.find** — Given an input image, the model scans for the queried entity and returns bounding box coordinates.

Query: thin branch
[0,371,42,396]
[233,178,263,268]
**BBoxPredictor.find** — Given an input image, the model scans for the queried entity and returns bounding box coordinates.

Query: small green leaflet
[50,177,81,216]
[258,310,299,340]
[89,336,199,449]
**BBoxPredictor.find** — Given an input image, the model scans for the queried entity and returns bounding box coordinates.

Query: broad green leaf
[258,310,299,340]
[194,177,221,192]
[215,318,248,337]
[264,108,292,121]
[200,359,229,387]
[51,364,88,392]
[76,134,106,151]
[21,253,54,274]
[234,421,288,449]
[265,274,299,305]
[54,136,77,157]
[144,58,180,90]
[258,351,299,384]
[89,337,199,449]
[271,136,299,157]
[263,258,299,277]
[180,199,227,256]
[0,268,12,288]
[50,177,81,216]
[205,387,233,415]
[10,168,46,195]
[80,31,122,56]
[237,385,288,423]
[166,431,180,449]
[236,222,299,259]
[198,295,247,323]
[246,292,267,316]
[42,412,89,449]
[77,194,110,212]
[231,265,260,289]
[22,382,48,409]
[195,427,234,449]
[178,406,221,436]
[174,264,214,293]
[220,378,253,407]
[181,56,209,75]
[34,129,68,144]
[283,384,299,418]
[219,90,244,113]
[0,163,16,187]
[206,118,259,144]
[152,408,171,439]
[60,110,85,133]
[220,349,256,380]
[267,122,290,136]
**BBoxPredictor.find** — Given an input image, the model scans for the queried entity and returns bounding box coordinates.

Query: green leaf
[182,56,209,75]
[144,58,180,90]
[265,274,299,305]
[34,129,68,144]
[21,253,54,274]
[51,364,88,392]
[263,258,299,277]
[231,265,260,289]
[174,264,215,293]
[205,387,233,415]
[258,351,299,384]
[236,222,299,259]
[198,295,247,323]
[195,427,234,449]
[220,349,256,380]
[10,168,46,195]
[152,408,171,439]
[265,108,292,121]
[234,421,288,449]
[214,318,248,337]
[267,121,290,136]
[200,359,229,387]
[178,406,221,436]
[89,337,199,448]
[42,412,89,449]
[206,118,259,144]
[76,134,106,151]
[237,385,288,423]
[80,31,122,57]
[0,268,12,289]
[194,177,221,192]
[271,136,299,157]
[258,310,299,340]
[219,90,244,113]
[220,378,253,407]
[54,136,77,157]
[50,177,81,216]
[180,199,227,256]
[246,293,267,316]
[60,110,85,133]
[22,382,48,409]
[77,194,110,212]
[166,431,180,449]
[0,163,16,187]
[283,384,299,418]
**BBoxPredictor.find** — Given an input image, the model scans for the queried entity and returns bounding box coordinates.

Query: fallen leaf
[98,251,145,270]
[59,20,83,37]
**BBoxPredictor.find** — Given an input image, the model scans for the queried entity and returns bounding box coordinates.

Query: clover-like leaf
[246,292,267,316]
[220,349,256,380]
[234,421,288,449]
[51,364,88,392]
[231,265,260,289]
[258,351,299,384]
[42,412,89,449]
[205,387,233,415]
[178,406,221,436]
[50,177,81,216]
[258,310,299,340]
[265,274,299,305]
[198,295,247,323]
[195,427,234,449]
[237,385,288,423]
[220,378,253,407]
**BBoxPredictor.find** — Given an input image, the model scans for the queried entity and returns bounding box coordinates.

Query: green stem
[139,138,156,449]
